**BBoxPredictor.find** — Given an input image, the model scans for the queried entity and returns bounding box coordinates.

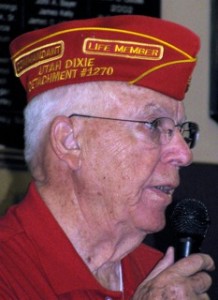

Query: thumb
[144,247,175,282]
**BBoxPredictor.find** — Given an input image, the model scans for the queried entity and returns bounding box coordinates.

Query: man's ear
[50,116,81,169]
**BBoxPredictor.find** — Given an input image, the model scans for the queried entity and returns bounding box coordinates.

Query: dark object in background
[210,0,218,122]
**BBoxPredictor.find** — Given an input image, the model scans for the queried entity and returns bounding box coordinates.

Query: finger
[173,254,215,277]
[144,246,174,282]
[191,271,213,294]
[198,293,210,300]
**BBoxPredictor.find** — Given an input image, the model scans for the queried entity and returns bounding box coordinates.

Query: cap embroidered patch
[14,41,64,77]
[83,38,164,60]
[10,15,200,101]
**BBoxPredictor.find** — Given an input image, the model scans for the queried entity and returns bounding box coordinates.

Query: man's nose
[161,131,193,167]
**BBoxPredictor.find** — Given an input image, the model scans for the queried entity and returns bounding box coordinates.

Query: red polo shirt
[0,182,163,299]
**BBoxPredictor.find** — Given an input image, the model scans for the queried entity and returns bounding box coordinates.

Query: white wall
[162,0,218,163]
[0,168,30,214]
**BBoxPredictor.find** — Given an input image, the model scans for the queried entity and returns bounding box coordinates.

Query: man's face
[76,83,193,239]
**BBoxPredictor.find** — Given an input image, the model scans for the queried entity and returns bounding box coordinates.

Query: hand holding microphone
[132,199,215,299]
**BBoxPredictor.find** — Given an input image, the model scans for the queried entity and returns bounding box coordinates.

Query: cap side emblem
[83,38,164,61]
[14,41,64,77]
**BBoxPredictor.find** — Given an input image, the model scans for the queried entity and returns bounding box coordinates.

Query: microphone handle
[174,236,201,261]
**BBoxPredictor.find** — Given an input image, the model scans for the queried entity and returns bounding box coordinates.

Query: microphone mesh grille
[170,198,210,237]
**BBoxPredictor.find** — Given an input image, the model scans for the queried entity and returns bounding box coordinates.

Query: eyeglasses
[68,113,199,149]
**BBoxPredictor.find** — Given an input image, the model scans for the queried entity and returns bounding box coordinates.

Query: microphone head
[170,198,210,239]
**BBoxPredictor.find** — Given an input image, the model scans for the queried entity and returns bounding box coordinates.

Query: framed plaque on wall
[0,0,160,169]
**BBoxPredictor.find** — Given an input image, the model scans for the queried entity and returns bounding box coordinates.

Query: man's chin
[144,219,166,235]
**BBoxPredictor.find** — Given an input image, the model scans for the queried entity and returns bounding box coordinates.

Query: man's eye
[144,122,156,130]
[150,120,160,129]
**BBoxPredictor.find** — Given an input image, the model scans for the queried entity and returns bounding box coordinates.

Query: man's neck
[37,182,143,289]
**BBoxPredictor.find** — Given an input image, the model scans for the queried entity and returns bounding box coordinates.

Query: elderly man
[0,15,214,299]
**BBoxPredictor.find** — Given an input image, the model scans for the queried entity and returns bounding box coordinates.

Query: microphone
[170,198,210,261]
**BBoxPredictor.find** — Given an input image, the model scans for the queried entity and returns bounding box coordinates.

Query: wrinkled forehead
[85,81,186,119]
[114,83,186,117]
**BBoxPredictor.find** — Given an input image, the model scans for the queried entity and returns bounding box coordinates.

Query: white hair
[24,81,130,168]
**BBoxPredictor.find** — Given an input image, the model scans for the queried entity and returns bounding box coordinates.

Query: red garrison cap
[10,15,200,101]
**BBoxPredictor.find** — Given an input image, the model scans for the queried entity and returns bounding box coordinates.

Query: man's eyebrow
[142,104,187,120]
[142,103,166,116]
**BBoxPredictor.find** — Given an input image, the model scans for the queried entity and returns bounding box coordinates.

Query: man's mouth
[154,185,175,195]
